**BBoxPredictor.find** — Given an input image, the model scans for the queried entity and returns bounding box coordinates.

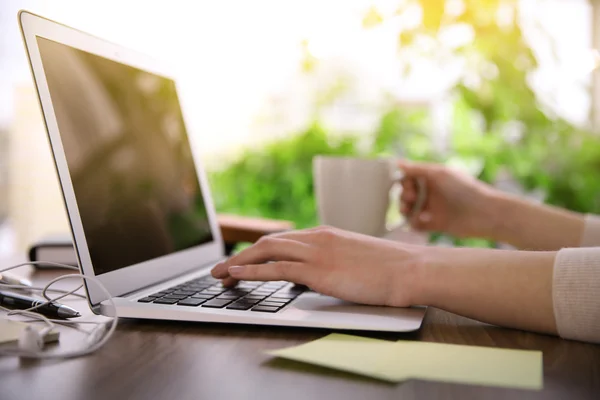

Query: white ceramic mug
[313,156,426,238]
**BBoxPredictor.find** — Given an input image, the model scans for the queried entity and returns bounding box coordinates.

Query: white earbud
[18,325,45,353]
[0,263,118,360]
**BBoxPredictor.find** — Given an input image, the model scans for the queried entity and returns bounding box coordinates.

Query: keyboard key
[177,298,207,307]
[202,299,233,308]
[162,294,189,300]
[245,294,267,300]
[225,289,251,295]
[252,290,275,296]
[173,290,197,296]
[138,296,156,303]
[262,297,288,304]
[226,302,254,310]
[154,291,173,296]
[202,288,226,294]
[217,294,243,300]
[259,301,288,308]
[238,297,260,305]
[153,298,179,304]
[269,296,295,301]
[192,293,215,299]
[251,305,280,313]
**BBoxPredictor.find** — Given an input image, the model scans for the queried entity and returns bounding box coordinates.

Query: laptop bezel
[18,10,225,308]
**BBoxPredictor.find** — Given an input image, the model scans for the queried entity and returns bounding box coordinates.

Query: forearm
[481,193,584,250]
[413,248,557,335]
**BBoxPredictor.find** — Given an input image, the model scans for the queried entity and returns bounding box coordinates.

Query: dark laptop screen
[36,37,214,275]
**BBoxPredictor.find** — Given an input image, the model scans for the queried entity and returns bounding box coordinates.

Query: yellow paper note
[267,334,543,390]
[268,334,400,382]
[386,341,543,390]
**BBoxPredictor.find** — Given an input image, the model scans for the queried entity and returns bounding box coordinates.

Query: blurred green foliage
[208,0,600,245]
[209,123,359,228]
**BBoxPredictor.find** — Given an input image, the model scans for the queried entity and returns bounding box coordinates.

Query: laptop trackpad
[288,292,426,331]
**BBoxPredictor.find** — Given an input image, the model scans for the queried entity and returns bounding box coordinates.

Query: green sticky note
[267,334,543,390]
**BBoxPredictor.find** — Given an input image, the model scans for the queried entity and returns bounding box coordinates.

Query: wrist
[408,246,496,307]
[476,190,516,241]
[400,246,454,307]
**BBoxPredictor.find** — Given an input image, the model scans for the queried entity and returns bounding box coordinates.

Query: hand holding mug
[398,161,499,238]
[313,156,426,238]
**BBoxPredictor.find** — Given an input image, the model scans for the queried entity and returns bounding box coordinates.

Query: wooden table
[1,268,599,400]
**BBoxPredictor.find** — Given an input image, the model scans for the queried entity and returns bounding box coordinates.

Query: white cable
[1,304,101,334]
[0,262,118,359]
[0,305,91,333]
[0,261,79,273]
[0,261,84,300]
[0,283,87,299]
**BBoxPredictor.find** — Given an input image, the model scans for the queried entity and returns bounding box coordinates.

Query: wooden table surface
[1,267,599,400]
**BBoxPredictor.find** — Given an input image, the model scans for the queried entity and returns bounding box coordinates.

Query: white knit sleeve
[553,247,600,343]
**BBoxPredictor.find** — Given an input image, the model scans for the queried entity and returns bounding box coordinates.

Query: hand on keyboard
[211,226,433,308]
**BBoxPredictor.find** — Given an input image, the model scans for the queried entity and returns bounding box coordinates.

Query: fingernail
[228,265,245,276]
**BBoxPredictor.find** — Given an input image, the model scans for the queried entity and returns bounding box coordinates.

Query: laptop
[18,10,426,332]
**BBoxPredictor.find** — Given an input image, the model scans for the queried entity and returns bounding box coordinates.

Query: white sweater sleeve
[552,215,600,343]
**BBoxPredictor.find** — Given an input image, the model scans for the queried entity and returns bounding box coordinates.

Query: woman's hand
[211,225,559,336]
[211,226,429,307]
[399,161,499,238]
[399,161,585,249]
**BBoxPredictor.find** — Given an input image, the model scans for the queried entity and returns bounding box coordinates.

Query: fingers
[269,225,336,244]
[400,180,434,229]
[398,160,441,179]
[269,229,318,243]
[221,276,239,288]
[400,178,417,203]
[400,177,423,220]
[227,261,307,284]
[211,237,311,278]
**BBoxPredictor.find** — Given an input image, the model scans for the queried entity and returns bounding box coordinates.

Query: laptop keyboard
[137,275,306,313]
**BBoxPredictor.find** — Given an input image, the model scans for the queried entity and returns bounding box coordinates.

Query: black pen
[0,290,81,319]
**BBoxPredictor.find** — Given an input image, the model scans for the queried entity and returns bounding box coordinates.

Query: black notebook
[28,234,77,268]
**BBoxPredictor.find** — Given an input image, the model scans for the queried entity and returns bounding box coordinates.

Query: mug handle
[388,170,427,231]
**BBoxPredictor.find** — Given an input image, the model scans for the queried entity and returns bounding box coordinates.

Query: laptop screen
[36,36,214,275]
